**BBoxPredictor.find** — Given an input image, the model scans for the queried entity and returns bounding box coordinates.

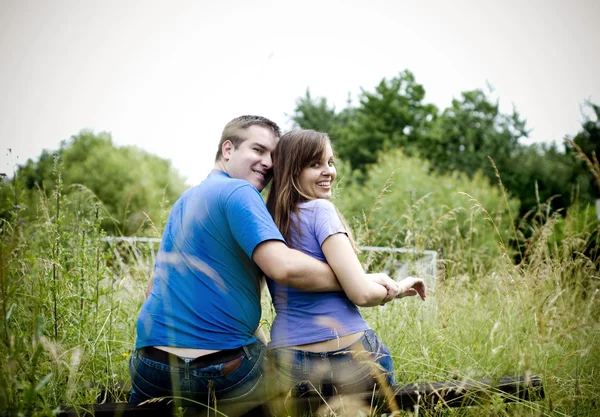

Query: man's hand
[396,276,427,301]
[368,273,400,303]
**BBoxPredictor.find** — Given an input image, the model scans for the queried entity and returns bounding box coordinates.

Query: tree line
[0,130,187,235]
[291,70,599,219]
[1,69,598,240]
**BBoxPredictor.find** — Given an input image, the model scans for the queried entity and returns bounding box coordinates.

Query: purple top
[267,199,369,349]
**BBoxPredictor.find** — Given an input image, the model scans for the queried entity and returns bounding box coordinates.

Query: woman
[266,129,426,397]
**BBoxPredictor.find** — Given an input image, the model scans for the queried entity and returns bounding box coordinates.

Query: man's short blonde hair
[215,115,281,162]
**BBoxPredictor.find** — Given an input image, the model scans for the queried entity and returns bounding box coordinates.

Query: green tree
[568,101,600,199]
[14,130,187,235]
[504,143,582,216]
[289,74,596,221]
[422,88,528,180]
[291,71,438,174]
[290,88,339,133]
[338,70,437,172]
[501,101,599,219]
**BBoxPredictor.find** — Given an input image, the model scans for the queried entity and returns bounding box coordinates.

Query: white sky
[1,0,599,185]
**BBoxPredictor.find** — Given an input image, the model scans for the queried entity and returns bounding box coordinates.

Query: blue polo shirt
[135,170,284,350]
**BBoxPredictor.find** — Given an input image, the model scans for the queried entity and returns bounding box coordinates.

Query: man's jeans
[268,329,395,397]
[129,340,267,405]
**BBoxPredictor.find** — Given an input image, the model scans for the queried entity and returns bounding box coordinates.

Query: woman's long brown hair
[266,129,357,251]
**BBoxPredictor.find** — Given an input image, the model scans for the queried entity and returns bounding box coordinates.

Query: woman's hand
[367,273,400,303]
[396,276,427,301]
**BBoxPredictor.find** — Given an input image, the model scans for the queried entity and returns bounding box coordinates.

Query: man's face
[222,125,279,191]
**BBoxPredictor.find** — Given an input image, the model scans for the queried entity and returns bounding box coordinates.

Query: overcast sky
[1,0,599,185]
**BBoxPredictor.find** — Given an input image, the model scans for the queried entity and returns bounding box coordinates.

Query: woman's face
[298,142,336,200]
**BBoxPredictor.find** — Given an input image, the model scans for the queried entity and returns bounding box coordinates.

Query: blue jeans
[129,341,267,405]
[268,329,395,397]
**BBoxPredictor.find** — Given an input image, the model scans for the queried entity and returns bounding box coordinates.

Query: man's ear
[222,140,234,160]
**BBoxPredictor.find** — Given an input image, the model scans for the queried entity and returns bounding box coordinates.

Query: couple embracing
[129,115,426,406]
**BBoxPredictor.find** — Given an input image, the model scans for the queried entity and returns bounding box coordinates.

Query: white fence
[361,246,438,294]
[102,237,438,294]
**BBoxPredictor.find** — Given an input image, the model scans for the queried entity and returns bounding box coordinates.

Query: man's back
[135,170,284,350]
[129,116,346,405]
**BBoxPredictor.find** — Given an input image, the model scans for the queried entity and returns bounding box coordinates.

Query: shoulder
[209,175,262,201]
[225,179,259,195]
[201,172,264,210]
[299,199,346,245]
[299,199,341,225]
[205,170,259,194]
[299,198,337,212]
[222,184,265,215]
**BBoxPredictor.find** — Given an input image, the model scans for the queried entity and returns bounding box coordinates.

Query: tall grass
[361,202,599,416]
[352,154,600,416]
[0,160,148,415]
[0,157,598,416]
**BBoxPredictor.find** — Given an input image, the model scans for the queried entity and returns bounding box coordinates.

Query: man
[129,115,398,405]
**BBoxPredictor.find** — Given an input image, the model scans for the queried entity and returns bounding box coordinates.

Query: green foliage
[572,102,600,165]
[423,88,527,180]
[333,149,519,277]
[336,70,437,171]
[0,164,144,414]
[568,101,600,199]
[13,130,187,235]
[293,70,438,174]
[291,72,599,222]
[290,88,340,134]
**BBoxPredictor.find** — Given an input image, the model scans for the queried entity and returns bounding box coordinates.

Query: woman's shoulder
[298,200,341,228]
[299,198,337,211]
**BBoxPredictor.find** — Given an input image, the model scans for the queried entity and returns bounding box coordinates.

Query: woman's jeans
[128,340,267,405]
[268,329,395,398]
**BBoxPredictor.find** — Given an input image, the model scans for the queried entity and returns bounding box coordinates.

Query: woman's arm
[321,233,399,307]
[396,276,427,300]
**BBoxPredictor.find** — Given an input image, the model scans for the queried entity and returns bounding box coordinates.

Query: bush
[334,149,520,278]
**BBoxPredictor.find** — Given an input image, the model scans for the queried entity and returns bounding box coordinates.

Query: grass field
[0,175,598,416]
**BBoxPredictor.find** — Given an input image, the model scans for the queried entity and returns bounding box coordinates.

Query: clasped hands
[369,273,427,305]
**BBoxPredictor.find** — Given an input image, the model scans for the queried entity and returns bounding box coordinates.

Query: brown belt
[139,345,245,374]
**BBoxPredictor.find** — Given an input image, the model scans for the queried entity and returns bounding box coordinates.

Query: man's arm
[252,240,342,292]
